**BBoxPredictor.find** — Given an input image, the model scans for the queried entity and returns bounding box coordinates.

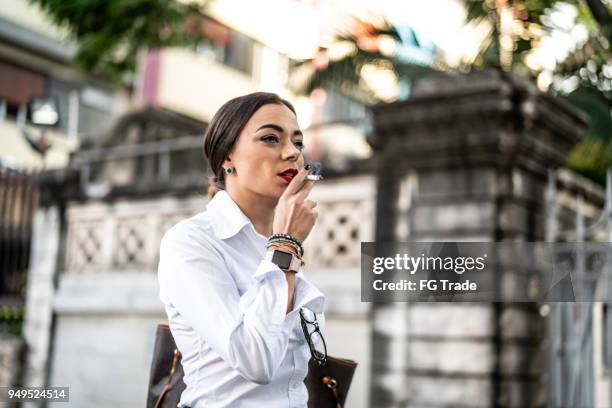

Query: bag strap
[322,376,342,408]
[299,308,342,408]
[153,348,182,408]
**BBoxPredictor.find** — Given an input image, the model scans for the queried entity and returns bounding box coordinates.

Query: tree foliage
[460,0,612,185]
[32,0,611,184]
[29,0,208,84]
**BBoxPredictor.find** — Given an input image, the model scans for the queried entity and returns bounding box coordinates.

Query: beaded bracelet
[268,233,302,247]
[266,239,303,258]
[266,237,304,257]
[267,234,302,249]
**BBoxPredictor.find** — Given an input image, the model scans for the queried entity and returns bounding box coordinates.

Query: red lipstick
[277,168,298,183]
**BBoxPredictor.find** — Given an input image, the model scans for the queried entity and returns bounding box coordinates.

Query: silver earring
[224,167,234,174]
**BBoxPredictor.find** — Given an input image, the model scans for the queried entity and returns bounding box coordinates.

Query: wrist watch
[265,248,301,272]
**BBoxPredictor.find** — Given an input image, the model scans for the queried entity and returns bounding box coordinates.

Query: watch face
[272,250,292,269]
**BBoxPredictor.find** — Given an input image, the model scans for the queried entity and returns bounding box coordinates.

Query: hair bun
[207,184,219,199]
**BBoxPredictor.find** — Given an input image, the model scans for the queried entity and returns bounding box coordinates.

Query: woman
[157,92,325,408]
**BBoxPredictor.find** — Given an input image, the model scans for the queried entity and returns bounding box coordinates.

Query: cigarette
[307,174,323,181]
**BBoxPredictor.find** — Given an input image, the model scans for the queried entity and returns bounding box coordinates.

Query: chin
[248,179,287,200]
[251,187,282,201]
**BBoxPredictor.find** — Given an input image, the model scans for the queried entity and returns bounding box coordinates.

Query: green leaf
[29,0,207,84]
[564,85,612,140]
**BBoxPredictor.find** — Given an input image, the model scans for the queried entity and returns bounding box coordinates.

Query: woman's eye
[262,135,280,143]
[261,135,304,150]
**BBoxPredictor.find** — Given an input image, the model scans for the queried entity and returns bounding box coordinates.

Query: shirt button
[291,382,300,389]
[299,340,306,346]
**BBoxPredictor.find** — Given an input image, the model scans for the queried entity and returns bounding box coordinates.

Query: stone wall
[367,69,590,407]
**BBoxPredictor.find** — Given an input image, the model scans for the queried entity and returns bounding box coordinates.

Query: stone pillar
[367,70,587,407]
[22,206,61,402]
[21,168,79,408]
[0,335,23,388]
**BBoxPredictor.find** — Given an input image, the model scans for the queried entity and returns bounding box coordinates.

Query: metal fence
[546,168,612,407]
[0,166,38,335]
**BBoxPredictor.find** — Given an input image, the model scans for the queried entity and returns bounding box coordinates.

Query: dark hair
[203,92,296,198]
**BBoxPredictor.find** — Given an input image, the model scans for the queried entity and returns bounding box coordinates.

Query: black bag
[147,320,357,408]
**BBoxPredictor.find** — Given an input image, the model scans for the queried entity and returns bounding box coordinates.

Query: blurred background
[0,0,610,406]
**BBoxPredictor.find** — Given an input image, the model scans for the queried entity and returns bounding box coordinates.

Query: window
[0,60,46,120]
[224,31,254,75]
[197,19,254,76]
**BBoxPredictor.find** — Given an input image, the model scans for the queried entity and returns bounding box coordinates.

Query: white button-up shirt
[157,190,325,408]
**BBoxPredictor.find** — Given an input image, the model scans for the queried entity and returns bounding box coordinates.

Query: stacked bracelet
[269,233,302,247]
[267,233,303,256]
[266,239,303,257]
[266,237,304,257]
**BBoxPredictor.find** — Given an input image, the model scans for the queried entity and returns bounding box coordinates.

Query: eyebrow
[256,123,303,137]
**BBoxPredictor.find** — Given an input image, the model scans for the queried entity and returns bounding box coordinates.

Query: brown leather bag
[304,355,358,408]
[299,309,357,408]
[146,325,186,408]
[146,323,357,408]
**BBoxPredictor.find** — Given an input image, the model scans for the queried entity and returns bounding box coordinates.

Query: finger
[303,200,317,209]
[294,178,315,202]
[281,167,308,197]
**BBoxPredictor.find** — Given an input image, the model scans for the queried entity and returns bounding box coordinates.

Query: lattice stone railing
[65,197,204,273]
[304,176,375,267]
[64,175,375,274]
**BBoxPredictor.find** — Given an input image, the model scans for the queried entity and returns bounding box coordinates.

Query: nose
[281,141,301,161]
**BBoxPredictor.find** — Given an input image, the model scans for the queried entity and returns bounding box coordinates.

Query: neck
[225,187,276,238]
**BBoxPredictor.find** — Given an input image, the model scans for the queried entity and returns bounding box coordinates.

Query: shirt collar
[206,190,255,240]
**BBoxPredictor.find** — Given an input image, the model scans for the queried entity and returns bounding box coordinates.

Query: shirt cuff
[280,274,325,333]
[238,259,288,335]
[241,260,326,336]
[252,259,287,282]
[290,274,325,315]
[262,262,325,316]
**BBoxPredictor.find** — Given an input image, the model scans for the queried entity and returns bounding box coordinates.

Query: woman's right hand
[272,167,318,243]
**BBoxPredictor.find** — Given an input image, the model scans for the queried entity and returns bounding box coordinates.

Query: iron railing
[0,166,38,335]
